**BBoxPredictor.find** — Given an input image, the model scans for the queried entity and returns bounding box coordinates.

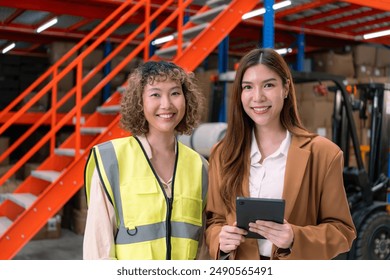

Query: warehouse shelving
[0,0,389,260]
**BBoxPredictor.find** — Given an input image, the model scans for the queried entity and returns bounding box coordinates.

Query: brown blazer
[205,131,357,260]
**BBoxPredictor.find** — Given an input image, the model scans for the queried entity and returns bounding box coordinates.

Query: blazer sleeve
[280,149,357,260]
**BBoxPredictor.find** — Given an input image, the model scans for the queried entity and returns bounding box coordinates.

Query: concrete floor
[13,229,83,260]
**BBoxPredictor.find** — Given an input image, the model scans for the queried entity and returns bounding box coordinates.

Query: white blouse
[249,130,291,257]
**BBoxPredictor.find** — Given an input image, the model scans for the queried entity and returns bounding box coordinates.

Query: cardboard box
[0,137,10,165]
[110,72,127,88]
[312,51,355,77]
[110,45,142,73]
[0,178,21,194]
[32,214,62,240]
[23,162,41,180]
[23,91,50,112]
[354,65,385,78]
[56,90,74,113]
[295,81,335,103]
[72,208,87,235]
[0,164,12,179]
[195,69,218,122]
[353,44,377,66]
[74,188,88,211]
[57,68,75,92]
[82,69,103,94]
[375,47,390,68]
[81,48,104,70]
[48,42,77,66]
[357,76,390,84]
[298,100,334,129]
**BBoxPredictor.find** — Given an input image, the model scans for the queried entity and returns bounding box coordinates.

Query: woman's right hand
[219,222,247,254]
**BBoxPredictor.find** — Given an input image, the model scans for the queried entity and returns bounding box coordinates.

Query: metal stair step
[31,170,61,182]
[155,42,190,58]
[54,148,85,157]
[178,22,209,40]
[0,217,12,236]
[206,0,231,8]
[190,5,227,24]
[80,127,106,135]
[5,193,37,209]
[96,105,121,114]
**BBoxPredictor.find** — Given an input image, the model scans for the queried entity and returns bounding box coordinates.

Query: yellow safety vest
[84,136,208,260]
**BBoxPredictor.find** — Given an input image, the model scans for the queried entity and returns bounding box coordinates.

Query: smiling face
[241,63,289,131]
[142,77,186,136]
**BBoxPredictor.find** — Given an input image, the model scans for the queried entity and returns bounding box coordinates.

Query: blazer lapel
[283,134,311,220]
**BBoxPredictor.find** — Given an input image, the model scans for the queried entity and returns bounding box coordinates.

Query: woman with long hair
[205,48,356,260]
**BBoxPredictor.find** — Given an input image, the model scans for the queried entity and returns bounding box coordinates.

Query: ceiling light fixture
[242,8,266,20]
[2,43,16,54]
[36,17,58,33]
[273,0,292,10]
[363,29,390,40]
[151,35,174,46]
[242,0,292,20]
[276,47,292,55]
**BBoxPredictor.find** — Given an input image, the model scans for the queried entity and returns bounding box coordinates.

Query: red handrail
[0,0,133,124]
[0,0,194,186]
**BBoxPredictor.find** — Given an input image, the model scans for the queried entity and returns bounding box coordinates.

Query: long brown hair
[212,48,308,212]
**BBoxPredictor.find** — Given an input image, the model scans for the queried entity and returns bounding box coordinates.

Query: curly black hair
[120,61,204,135]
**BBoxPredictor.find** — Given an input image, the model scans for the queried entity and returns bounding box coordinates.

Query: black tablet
[236,197,285,239]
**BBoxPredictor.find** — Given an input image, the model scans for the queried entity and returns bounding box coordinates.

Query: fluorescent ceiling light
[242,0,292,20]
[151,35,174,46]
[242,8,266,20]
[276,47,292,55]
[363,29,390,40]
[36,17,58,33]
[2,43,15,54]
[273,0,292,10]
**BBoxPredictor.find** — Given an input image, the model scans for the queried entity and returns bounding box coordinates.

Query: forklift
[208,71,390,260]
[284,72,390,260]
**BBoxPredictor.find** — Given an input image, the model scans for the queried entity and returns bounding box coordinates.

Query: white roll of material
[178,122,227,157]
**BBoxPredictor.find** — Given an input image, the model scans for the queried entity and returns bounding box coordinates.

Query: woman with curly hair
[84,61,209,260]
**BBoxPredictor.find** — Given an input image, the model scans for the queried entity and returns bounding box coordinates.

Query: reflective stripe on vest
[88,136,208,260]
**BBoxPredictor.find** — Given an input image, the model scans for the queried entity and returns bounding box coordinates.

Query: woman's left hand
[248,219,293,249]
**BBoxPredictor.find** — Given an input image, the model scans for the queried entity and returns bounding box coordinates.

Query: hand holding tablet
[236,197,285,239]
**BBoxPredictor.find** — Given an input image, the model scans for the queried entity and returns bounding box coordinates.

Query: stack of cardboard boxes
[0,137,19,198]
[47,41,103,114]
[297,44,390,168]
[353,45,390,83]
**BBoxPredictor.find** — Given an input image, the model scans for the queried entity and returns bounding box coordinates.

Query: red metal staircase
[0,0,258,259]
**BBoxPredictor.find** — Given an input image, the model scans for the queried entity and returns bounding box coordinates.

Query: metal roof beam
[3,9,25,24]
[336,15,390,32]
[276,0,336,17]
[291,4,363,26]
[342,0,390,11]
[0,0,119,19]
[320,9,383,29]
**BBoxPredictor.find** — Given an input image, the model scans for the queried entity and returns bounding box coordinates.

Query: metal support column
[103,41,112,101]
[149,20,157,57]
[296,31,305,71]
[218,36,229,122]
[263,0,275,48]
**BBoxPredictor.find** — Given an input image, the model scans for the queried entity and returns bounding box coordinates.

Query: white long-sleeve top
[249,130,291,257]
